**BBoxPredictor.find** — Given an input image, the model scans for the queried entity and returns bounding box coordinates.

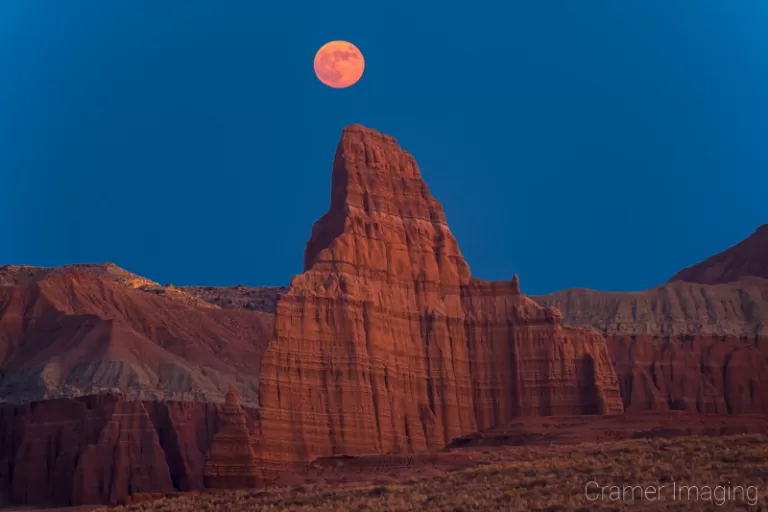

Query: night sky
[1,1,765,293]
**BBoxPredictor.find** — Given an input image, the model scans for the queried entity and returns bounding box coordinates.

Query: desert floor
[100,433,768,511]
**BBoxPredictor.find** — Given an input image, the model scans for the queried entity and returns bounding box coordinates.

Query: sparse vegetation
[102,434,768,511]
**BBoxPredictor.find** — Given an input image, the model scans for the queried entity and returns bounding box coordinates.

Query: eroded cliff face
[606,331,768,413]
[536,279,768,413]
[203,385,261,489]
[257,124,623,462]
[0,394,258,507]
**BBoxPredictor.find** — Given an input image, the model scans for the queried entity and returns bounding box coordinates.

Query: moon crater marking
[314,41,365,88]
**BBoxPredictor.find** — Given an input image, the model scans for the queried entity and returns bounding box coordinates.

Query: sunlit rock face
[257,124,623,462]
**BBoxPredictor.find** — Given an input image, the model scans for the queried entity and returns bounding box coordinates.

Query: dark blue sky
[1,2,765,293]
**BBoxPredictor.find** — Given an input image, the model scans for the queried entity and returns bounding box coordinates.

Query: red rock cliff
[536,222,768,415]
[0,394,259,507]
[257,124,623,461]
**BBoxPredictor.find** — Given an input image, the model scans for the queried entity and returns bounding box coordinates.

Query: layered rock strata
[203,384,261,488]
[0,266,270,505]
[257,124,623,462]
[535,226,768,414]
[0,270,272,406]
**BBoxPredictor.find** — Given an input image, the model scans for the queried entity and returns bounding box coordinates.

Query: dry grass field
[101,434,768,511]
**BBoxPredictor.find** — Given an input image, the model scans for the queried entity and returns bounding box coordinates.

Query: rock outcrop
[0,263,218,309]
[534,279,768,338]
[0,394,259,506]
[203,384,261,488]
[0,262,159,289]
[257,124,623,462]
[182,285,289,313]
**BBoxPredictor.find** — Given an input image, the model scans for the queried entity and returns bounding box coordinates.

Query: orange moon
[313,41,365,88]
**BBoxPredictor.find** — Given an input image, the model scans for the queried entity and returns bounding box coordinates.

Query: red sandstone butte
[256,124,623,463]
[203,384,261,489]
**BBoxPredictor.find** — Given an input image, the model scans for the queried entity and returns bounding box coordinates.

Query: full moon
[314,41,365,88]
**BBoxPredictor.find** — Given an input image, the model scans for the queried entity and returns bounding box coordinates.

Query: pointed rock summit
[669,224,768,284]
[258,124,623,463]
[511,273,521,294]
[224,383,239,407]
[203,384,261,489]
[304,124,470,285]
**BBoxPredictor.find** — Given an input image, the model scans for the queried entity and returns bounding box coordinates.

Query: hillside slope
[0,266,272,406]
[669,224,768,284]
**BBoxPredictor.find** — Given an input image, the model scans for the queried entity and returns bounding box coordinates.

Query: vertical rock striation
[257,124,623,462]
[7,395,174,506]
[0,394,260,507]
[203,384,261,489]
[536,249,768,415]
